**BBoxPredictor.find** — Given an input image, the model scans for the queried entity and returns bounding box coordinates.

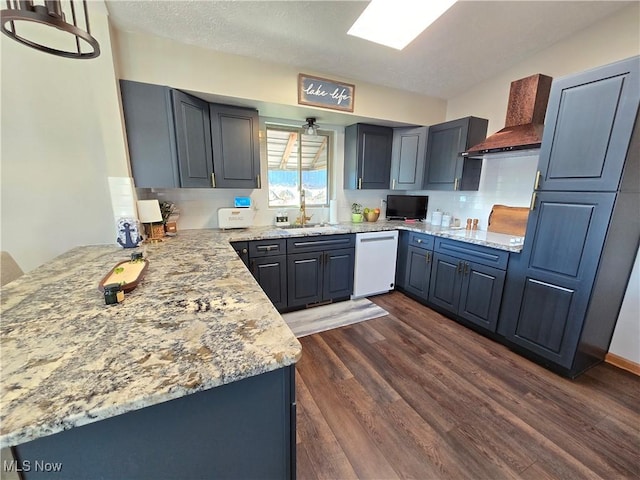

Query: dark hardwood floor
[295,291,640,479]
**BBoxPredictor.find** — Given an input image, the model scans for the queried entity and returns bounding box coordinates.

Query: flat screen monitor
[386,195,428,220]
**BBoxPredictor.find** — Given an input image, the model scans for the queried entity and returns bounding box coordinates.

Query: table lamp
[137,199,164,243]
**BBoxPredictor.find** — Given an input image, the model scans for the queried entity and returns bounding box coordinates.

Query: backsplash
[137,152,538,231]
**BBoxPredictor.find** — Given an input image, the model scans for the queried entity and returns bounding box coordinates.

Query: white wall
[609,251,640,364]
[0,3,131,272]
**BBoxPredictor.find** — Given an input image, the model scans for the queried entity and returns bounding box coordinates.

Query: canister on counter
[441,214,451,228]
[431,210,443,226]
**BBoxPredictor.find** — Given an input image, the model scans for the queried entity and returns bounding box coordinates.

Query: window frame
[265,123,332,209]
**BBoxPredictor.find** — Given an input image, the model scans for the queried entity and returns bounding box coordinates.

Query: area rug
[282,298,389,338]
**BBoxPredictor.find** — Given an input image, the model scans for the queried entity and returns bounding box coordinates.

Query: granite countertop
[0,221,520,448]
[228,220,524,253]
[0,230,302,448]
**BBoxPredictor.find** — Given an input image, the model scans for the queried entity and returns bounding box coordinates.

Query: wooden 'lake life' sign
[298,74,355,112]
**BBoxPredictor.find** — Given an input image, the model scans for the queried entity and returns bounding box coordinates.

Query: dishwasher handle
[358,235,397,243]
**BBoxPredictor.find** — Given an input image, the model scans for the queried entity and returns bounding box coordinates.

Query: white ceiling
[105,0,631,100]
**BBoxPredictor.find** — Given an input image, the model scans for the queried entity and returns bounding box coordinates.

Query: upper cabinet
[120,80,261,189]
[390,126,427,190]
[536,57,639,192]
[172,89,214,188]
[120,80,180,188]
[344,123,393,189]
[422,116,488,191]
[210,104,261,189]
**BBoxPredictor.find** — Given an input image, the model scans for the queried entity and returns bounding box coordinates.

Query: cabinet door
[360,125,393,189]
[287,252,323,308]
[390,127,427,190]
[404,245,433,301]
[250,255,287,311]
[423,117,487,191]
[120,80,180,188]
[323,248,354,300]
[537,56,639,192]
[423,121,464,190]
[344,124,393,190]
[428,253,463,313]
[498,191,616,368]
[172,90,214,188]
[210,105,261,189]
[458,261,505,331]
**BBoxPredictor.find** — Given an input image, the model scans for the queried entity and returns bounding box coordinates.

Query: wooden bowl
[364,211,380,222]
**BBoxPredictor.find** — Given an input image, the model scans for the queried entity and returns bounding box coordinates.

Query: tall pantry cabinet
[498,56,639,377]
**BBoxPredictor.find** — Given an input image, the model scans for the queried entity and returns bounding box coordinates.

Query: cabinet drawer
[434,238,508,270]
[287,234,355,253]
[249,239,287,257]
[408,232,434,250]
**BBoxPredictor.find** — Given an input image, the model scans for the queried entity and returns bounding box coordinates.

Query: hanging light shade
[1,0,100,59]
[302,117,319,136]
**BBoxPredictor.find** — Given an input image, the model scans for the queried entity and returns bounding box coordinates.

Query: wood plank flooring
[295,291,640,479]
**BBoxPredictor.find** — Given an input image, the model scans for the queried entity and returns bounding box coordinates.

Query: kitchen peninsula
[0,230,301,479]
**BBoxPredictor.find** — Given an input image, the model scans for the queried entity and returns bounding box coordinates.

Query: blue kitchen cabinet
[422,116,488,191]
[210,104,261,189]
[390,126,428,190]
[399,232,435,302]
[344,124,393,189]
[498,56,639,377]
[120,80,260,189]
[286,235,355,308]
[428,239,507,332]
[247,239,287,311]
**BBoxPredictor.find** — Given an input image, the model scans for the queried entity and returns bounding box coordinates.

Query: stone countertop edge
[227,220,524,253]
[0,230,301,448]
[0,222,520,448]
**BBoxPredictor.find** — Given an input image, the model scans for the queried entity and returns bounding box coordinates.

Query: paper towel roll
[329,200,338,224]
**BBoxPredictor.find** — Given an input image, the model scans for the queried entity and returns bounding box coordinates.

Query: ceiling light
[347,0,457,50]
[302,118,319,136]
[1,0,100,59]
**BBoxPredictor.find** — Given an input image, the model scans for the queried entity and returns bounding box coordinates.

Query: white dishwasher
[352,230,399,298]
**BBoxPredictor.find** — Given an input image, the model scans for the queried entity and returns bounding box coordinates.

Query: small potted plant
[351,203,363,223]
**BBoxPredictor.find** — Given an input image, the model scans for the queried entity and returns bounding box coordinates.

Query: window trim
[265,123,332,209]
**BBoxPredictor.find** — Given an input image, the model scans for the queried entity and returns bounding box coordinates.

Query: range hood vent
[464,73,553,157]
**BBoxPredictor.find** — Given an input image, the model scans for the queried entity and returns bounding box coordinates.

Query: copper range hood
[464,73,553,157]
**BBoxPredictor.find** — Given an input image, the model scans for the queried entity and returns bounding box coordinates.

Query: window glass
[267,125,329,208]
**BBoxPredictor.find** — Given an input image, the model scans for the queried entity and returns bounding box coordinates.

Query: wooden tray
[98,259,149,293]
[487,204,529,236]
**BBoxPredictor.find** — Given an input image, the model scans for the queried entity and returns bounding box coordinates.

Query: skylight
[347,0,457,50]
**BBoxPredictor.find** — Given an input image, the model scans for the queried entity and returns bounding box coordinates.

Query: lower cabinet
[287,235,355,309]
[429,238,508,332]
[251,255,288,311]
[402,231,435,301]
[428,252,505,331]
[234,235,355,312]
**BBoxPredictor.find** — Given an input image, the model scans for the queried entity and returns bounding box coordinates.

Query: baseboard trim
[605,352,640,376]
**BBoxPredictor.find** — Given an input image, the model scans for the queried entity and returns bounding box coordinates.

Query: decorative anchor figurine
[116,217,142,249]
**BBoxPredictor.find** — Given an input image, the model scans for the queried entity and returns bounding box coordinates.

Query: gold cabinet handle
[211,173,216,188]
[464,262,469,276]
[426,252,431,263]
[256,175,261,189]
[358,177,362,189]
[454,178,459,191]
[534,170,542,190]
[530,191,537,210]
[392,179,396,189]
[457,261,463,274]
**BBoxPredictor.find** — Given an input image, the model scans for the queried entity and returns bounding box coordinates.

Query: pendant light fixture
[302,117,319,136]
[1,0,100,59]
